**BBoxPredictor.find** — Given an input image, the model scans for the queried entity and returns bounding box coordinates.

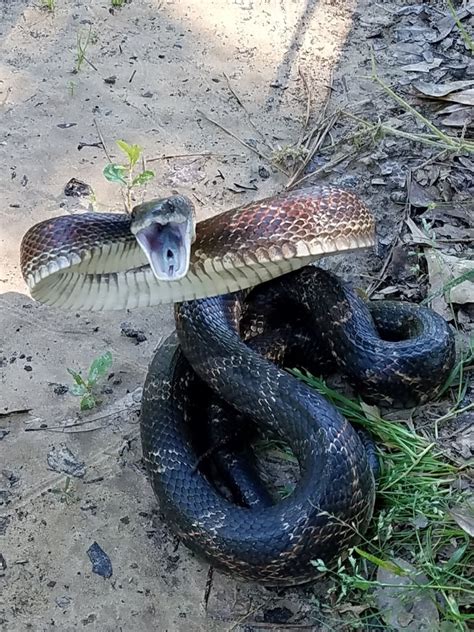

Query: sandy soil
[1,1,472,631]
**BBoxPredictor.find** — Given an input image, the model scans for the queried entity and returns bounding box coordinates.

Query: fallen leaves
[424,251,474,319]
[375,558,440,631]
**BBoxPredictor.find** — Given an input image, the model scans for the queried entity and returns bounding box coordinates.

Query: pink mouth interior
[136,222,189,281]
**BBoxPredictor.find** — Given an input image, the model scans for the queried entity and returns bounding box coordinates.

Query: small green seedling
[41,0,55,11]
[75,26,95,73]
[111,0,126,7]
[103,140,155,211]
[67,351,113,411]
[51,477,77,505]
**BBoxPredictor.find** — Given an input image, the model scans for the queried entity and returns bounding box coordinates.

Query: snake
[20,185,456,584]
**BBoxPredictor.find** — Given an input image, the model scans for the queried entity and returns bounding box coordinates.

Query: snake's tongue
[136,222,191,281]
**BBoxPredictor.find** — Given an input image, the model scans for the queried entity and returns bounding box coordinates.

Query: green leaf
[116,140,141,167]
[80,393,96,411]
[131,170,155,187]
[70,384,87,397]
[103,163,127,185]
[67,368,86,387]
[87,351,113,384]
[354,548,408,576]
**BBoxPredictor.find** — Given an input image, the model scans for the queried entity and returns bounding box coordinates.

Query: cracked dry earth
[1,1,473,631]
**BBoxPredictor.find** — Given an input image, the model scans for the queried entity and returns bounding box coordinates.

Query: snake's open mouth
[136,221,191,281]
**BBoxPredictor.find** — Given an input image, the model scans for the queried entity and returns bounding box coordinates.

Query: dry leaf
[401,59,443,73]
[421,202,474,225]
[375,558,440,631]
[405,217,436,246]
[428,5,474,43]
[413,79,474,98]
[433,224,474,241]
[449,504,474,537]
[408,180,437,207]
[438,88,474,106]
[424,250,474,318]
[441,107,473,128]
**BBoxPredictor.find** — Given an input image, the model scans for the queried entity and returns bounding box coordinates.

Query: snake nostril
[167,249,174,260]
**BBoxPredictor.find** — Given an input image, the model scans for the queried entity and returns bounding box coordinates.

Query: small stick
[94,118,112,163]
[301,71,334,148]
[223,72,274,152]
[298,66,311,134]
[24,406,139,433]
[203,566,214,611]
[147,151,244,162]
[197,109,288,175]
[84,56,98,72]
[226,599,271,632]
[288,148,357,190]
[286,112,339,189]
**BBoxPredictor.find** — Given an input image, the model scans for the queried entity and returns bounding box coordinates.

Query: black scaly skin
[140,266,455,584]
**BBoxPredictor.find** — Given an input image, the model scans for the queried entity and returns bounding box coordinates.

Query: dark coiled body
[140,266,455,584]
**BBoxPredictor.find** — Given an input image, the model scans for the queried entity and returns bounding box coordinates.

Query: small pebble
[87,542,112,578]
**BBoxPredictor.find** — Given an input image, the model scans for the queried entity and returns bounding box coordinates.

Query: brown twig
[225,599,272,632]
[286,111,339,190]
[94,118,112,163]
[197,109,288,176]
[298,66,312,136]
[203,566,214,611]
[147,151,243,163]
[24,406,139,433]
[287,147,357,190]
[223,72,274,152]
[301,71,334,148]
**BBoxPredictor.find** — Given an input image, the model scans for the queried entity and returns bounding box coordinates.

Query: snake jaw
[135,220,193,281]
[130,194,196,282]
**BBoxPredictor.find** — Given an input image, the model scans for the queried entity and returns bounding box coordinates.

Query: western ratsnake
[20,186,456,584]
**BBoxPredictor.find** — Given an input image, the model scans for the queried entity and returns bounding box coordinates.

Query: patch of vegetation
[67,351,113,411]
[278,356,473,631]
[103,140,155,211]
[41,0,55,12]
[51,477,78,505]
[447,0,474,54]
[75,26,97,73]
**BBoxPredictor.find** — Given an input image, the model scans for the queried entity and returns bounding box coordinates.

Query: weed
[286,367,473,629]
[103,140,155,211]
[447,0,474,54]
[111,0,126,6]
[75,26,94,73]
[271,144,309,170]
[41,0,55,11]
[51,478,77,505]
[67,351,113,411]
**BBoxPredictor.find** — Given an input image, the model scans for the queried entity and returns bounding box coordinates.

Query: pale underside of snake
[20,186,376,310]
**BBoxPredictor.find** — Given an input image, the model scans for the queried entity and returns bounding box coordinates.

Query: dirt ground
[1,1,472,631]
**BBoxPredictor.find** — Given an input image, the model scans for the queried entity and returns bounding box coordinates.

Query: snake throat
[20,186,377,310]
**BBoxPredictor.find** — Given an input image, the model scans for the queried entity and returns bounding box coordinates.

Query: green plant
[41,0,55,11]
[75,26,93,73]
[111,0,126,6]
[447,0,474,54]
[287,368,473,629]
[103,140,155,211]
[67,351,113,411]
[51,477,77,504]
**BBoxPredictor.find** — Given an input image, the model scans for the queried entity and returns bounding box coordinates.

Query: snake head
[130,195,196,282]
